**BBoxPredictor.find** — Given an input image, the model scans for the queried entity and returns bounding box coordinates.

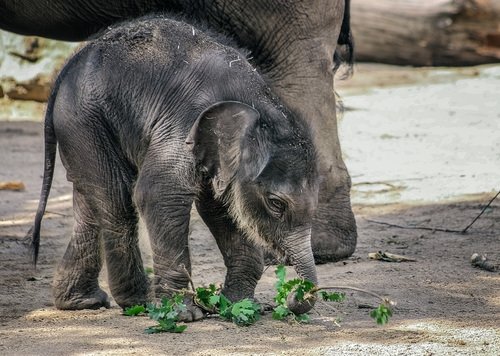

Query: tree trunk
[351,0,500,66]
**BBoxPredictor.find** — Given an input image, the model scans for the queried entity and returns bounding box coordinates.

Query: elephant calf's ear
[186,101,260,195]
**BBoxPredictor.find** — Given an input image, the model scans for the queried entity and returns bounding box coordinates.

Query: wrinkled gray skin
[1,0,357,263]
[30,17,320,319]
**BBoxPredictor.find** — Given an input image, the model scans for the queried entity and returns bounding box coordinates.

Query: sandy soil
[0,64,499,355]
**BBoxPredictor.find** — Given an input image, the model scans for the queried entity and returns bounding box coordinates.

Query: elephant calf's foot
[54,288,110,310]
[110,281,150,310]
[221,284,255,304]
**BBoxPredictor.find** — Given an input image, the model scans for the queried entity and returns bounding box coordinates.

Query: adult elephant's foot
[309,153,357,263]
[53,287,110,310]
[311,184,357,264]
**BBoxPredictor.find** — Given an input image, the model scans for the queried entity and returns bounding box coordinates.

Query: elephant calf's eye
[266,194,287,218]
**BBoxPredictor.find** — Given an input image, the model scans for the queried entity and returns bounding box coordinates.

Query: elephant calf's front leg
[196,197,264,302]
[135,179,204,321]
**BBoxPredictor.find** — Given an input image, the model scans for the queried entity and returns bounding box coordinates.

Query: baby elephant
[30,15,319,320]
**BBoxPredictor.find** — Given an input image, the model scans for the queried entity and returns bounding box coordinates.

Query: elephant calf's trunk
[282,228,318,314]
[286,287,317,315]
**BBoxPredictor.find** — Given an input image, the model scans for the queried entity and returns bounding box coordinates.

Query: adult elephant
[0,0,356,263]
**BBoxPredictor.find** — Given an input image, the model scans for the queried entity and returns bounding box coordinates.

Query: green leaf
[229,299,260,326]
[195,284,219,309]
[144,326,162,334]
[217,294,232,316]
[370,304,393,325]
[166,310,179,320]
[173,324,188,333]
[123,305,146,316]
[272,305,290,320]
[294,313,310,323]
[320,291,346,302]
[143,293,188,333]
[209,295,220,306]
[293,279,315,302]
[275,264,287,290]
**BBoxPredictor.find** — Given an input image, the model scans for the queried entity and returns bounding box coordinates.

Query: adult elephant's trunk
[281,227,318,314]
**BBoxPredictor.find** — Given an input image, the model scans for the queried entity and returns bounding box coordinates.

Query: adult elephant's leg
[255,1,357,263]
[195,189,264,302]
[191,0,357,262]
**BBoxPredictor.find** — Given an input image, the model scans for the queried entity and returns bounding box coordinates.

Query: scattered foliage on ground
[124,264,393,333]
[147,295,188,333]
[272,264,393,325]
[124,294,187,333]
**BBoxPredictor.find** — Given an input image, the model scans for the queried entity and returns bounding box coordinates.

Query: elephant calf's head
[187,101,319,283]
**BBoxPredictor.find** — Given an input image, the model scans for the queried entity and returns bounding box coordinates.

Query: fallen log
[351,0,500,66]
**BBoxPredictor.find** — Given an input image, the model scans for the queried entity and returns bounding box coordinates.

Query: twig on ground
[318,299,341,314]
[312,285,394,306]
[461,190,500,233]
[364,219,463,233]
[179,264,196,292]
[161,284,195,296]
[365,189,500,234]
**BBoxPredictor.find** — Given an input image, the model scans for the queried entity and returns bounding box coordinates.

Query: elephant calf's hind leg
[53,190,109,310]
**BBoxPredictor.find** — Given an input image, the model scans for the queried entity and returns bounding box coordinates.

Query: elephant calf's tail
[26,82,60,266]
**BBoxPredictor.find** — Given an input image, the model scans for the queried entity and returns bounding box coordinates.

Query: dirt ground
[0,64,499,355]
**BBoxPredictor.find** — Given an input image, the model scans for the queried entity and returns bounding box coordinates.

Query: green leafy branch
[124,293,188,333]
[194,284,261,326]
[124,264,394,333]
[124,283,261,333]
[272,265,394,325]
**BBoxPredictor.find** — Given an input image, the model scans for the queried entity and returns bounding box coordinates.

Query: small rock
[471,253,498,272]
